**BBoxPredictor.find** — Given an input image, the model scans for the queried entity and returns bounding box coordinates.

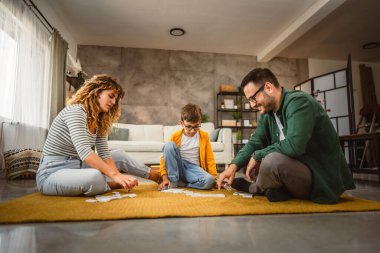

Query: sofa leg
[217,164,227,173]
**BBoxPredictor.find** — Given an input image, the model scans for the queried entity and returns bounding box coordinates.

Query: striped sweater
[42,104,111,161]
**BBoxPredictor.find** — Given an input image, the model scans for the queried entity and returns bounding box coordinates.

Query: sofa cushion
[200,122,215,134]
[114,124,163,142]
[210,142,225,152]
[108,141,163,152]
[163,125,181,141]
[108,127,129,141]
[209,128,221,142]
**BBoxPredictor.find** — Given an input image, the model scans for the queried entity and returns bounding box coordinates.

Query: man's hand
[245,158,260,182]
[159,175,171,190]
[112,173,138,190]
[217,164,238,190]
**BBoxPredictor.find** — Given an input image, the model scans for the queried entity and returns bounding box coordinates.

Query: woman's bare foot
[108,181,122,190]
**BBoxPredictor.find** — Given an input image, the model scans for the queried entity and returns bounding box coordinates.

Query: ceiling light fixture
[362,42,380,50]
[170,28,185,36]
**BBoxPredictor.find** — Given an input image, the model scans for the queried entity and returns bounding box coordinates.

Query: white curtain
[0,0,51,128]
[0,0,51,169]
[49,29,68,125]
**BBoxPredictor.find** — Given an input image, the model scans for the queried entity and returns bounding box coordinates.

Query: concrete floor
[1,173,380,253]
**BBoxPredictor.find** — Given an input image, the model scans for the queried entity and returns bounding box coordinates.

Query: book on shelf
[222,120,236,127]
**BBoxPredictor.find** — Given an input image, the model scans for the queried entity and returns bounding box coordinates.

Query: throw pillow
[209,128,221,142]
[4,149,42,180]
[108,127,129,141]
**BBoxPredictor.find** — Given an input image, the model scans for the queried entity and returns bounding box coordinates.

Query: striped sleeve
[96,136,111,160]
[63,106,94,160]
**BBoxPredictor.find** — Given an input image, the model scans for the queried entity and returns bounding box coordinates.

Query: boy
[159,104,217,190]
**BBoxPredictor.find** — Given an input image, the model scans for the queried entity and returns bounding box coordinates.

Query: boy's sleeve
[205,135,218,181]
[159,154,167,176]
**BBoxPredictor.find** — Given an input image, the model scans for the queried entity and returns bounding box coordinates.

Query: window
[0,1,51,128]
[0,29,17,119]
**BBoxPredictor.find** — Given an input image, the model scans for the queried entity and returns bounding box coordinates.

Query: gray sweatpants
[36,150,150,196]
[249,152,312,199]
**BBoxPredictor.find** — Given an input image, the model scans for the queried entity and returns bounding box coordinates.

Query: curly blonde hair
[67,74,125,136]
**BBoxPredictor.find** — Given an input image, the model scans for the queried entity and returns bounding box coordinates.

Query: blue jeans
[36,150,150,196]
[163,142,215,190]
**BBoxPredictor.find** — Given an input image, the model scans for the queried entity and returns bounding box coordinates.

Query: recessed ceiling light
[362,42,379,50]
[170,28,185,36]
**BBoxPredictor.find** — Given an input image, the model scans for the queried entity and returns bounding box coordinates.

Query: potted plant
[232,111,242,126]
[236,130,242,144]
[201,113,209,123]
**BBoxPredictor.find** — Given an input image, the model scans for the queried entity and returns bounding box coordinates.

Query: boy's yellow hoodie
[159,129,217,181]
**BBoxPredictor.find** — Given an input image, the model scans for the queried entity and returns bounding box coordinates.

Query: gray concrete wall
[77,45,308,124]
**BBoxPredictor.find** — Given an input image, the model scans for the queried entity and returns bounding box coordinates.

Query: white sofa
[107,122,232,165]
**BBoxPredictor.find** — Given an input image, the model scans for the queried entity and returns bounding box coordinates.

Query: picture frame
[224,99,234,109]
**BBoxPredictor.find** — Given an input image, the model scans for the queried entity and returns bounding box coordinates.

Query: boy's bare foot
[148,167,162,184]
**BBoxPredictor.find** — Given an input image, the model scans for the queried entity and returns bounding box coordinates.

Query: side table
[339,132,380,182]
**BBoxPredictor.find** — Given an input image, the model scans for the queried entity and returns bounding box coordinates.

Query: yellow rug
[1,184,380,224]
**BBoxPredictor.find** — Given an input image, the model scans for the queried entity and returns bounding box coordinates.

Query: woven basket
[219,84,238,92]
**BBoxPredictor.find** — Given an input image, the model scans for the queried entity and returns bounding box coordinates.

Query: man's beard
[257,92,276,114]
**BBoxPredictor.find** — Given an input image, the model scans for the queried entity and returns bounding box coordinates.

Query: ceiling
[46,0,380,62]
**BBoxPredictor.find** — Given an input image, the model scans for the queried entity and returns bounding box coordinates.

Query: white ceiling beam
[257,0,346,62]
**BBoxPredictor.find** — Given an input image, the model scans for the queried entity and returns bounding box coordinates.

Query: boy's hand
[217,164,238,190]
[159,175,171,190]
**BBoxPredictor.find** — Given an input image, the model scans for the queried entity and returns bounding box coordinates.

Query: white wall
[308,58,380,127]
[33,0,78,59]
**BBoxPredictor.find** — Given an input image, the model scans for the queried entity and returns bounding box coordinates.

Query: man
[218,68,355,204]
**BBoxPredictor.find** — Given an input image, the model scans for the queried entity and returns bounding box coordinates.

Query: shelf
[217,126,256,129]
[217,91,240,95]
[217,108,258,112]
[242,109,258,112]
[217,109,240,112]
[217,91,258,155]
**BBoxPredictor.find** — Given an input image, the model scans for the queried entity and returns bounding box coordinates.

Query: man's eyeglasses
[184,124,201,131]
[247,85,265,103]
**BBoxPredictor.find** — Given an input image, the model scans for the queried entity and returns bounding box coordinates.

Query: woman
[36,74,160,196]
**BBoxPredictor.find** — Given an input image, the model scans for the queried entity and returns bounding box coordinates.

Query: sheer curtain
[0,0,51,128]
[0,0,52,169]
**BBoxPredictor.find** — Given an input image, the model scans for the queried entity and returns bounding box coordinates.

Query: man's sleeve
[232,116,268,169]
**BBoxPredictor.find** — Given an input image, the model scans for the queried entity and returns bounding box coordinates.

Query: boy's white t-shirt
[180,132,200,166]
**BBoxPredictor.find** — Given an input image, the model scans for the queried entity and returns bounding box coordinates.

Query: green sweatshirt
[233,88,355,204]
